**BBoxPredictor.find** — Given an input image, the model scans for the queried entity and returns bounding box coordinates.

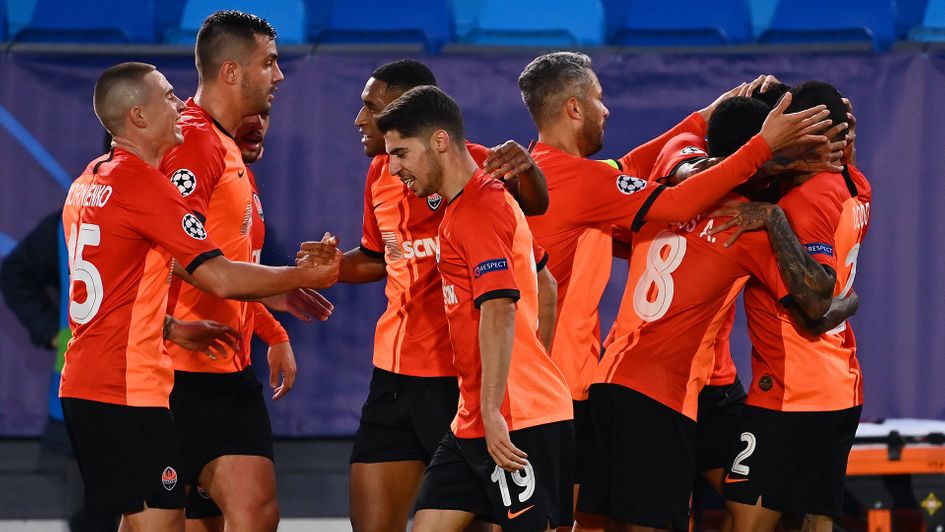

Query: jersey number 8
[633,230,687,322]
[67,223,104,324]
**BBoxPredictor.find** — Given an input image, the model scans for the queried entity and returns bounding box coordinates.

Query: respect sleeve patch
[804,242,834,257]
[474,258,509,278]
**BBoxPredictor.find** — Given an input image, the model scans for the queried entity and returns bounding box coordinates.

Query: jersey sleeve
[614,112,707,178]
[779,182,840,271]
[125,173,223,274]
[467,142,491,167]
[455,192,521,309]
[532,239,549,272]
[648,132,708,183]
[359,157,385,259]
[567,159,662,228]
[160,128,227,218]
[253,302,290,345]
[645,134,771,226]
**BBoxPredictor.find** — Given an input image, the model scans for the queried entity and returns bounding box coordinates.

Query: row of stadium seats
[2,0,945,51]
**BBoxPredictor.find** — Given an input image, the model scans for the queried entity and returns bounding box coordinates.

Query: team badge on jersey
[616,175,647,195]
[196,485,211,500]
[170,169,197,197]
[182,214,208,240]
[680,146,706,155]
[253,193,265,222]
[161,466,178,491]
[427,193,443,211]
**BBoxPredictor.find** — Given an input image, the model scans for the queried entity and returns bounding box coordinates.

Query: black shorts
[696,378,747,472]
[184,483,221,520]
[169,367,274,490]
[578,383,696,531]
[350,367,459,464]
[416,421,575,531]
[573,399,590,485]
[61,397,186,515]
[722,404,862,518]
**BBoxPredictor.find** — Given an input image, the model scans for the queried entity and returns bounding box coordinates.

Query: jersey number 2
[67,223,104,324]
[633,230,687,322]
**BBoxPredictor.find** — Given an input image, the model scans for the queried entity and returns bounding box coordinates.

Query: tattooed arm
[710,202,836,319]
[786,291,859,336]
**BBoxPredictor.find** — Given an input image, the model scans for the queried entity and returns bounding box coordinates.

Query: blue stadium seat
[164,0,306,45]
[747,0,778,39]
[313,0,453,52]
[758,0,896,51]
[452,0,485,40]
[909,0,945,41]
[155,0,188,42]
[302,0,332,45]
[896,0,930,39]
[607,0,752,46]
[1,0,7,42]
[463,0,603,47]
[14,0,157,43]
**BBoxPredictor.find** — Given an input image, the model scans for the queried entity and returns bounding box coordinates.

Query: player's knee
[226,498,278,531]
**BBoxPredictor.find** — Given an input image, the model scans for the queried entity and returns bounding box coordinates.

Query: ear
[565,96,582,121]
[220,59,240,86]
[127,105,147,129]
[431,129,451,153]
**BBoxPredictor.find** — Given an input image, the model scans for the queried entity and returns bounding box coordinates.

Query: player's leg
[183,484,223,532]
[350,460,426,531]
[801,514,833,532]
[198,454,278,532]
[185,516,223,532]
[574,388,611,532]
[120,506,185,531]
[801,405,862,532]
[413,509,478,532]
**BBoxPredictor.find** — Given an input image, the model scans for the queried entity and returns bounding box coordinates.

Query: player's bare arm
[479,298,529,473]
[483,140,549,215]
[339,247,387,283]
[536,267,557,352]
[786,291,859,336]
[709,201,836,319]
[176,247,342,300]
[259,288,333,322]
[164,315,241,360]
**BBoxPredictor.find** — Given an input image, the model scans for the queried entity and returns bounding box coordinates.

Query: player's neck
[111,138,163,169]
[438,150,480,204]
[194,87,245,137]
[537,128,583,158]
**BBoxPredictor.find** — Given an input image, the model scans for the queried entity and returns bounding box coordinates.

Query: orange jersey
[595,195,788,420]
[743,166,872,411]
[649,133,738,387]
[360,142,491,377]
[528,113,772,401]
[437,170,572,438]
[60,149,222,407]
[161,99,255,372]
[647,132,709,183]
[247,168,289,346]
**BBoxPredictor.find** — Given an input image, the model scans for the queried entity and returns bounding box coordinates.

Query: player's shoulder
[465,140,490,166]
[779,171,847,210]
[665,132,708,153]
[845,164,872,201]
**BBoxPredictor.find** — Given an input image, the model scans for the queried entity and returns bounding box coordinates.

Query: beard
[578,117,604,157]
[241,77,272,115]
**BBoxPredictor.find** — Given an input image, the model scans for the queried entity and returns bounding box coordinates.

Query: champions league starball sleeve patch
[181,214,208,240]
[170,169,197,197]
[616,175,648,195]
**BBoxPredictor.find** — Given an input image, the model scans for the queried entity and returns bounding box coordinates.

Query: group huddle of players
[56,8,870,532]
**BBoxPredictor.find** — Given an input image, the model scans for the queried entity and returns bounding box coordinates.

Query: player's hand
[167,318,240,360]
[842,97,857,166]
[698,82,753,121]
[296,233,342,289]
[482,411,528,472]
[747,74,783,96]
[764,122,848,175]
[268,341,297,400]
[263,288,333,322]
[708,200,780,247]
[759,93,833,154]
[482,140,535,182]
